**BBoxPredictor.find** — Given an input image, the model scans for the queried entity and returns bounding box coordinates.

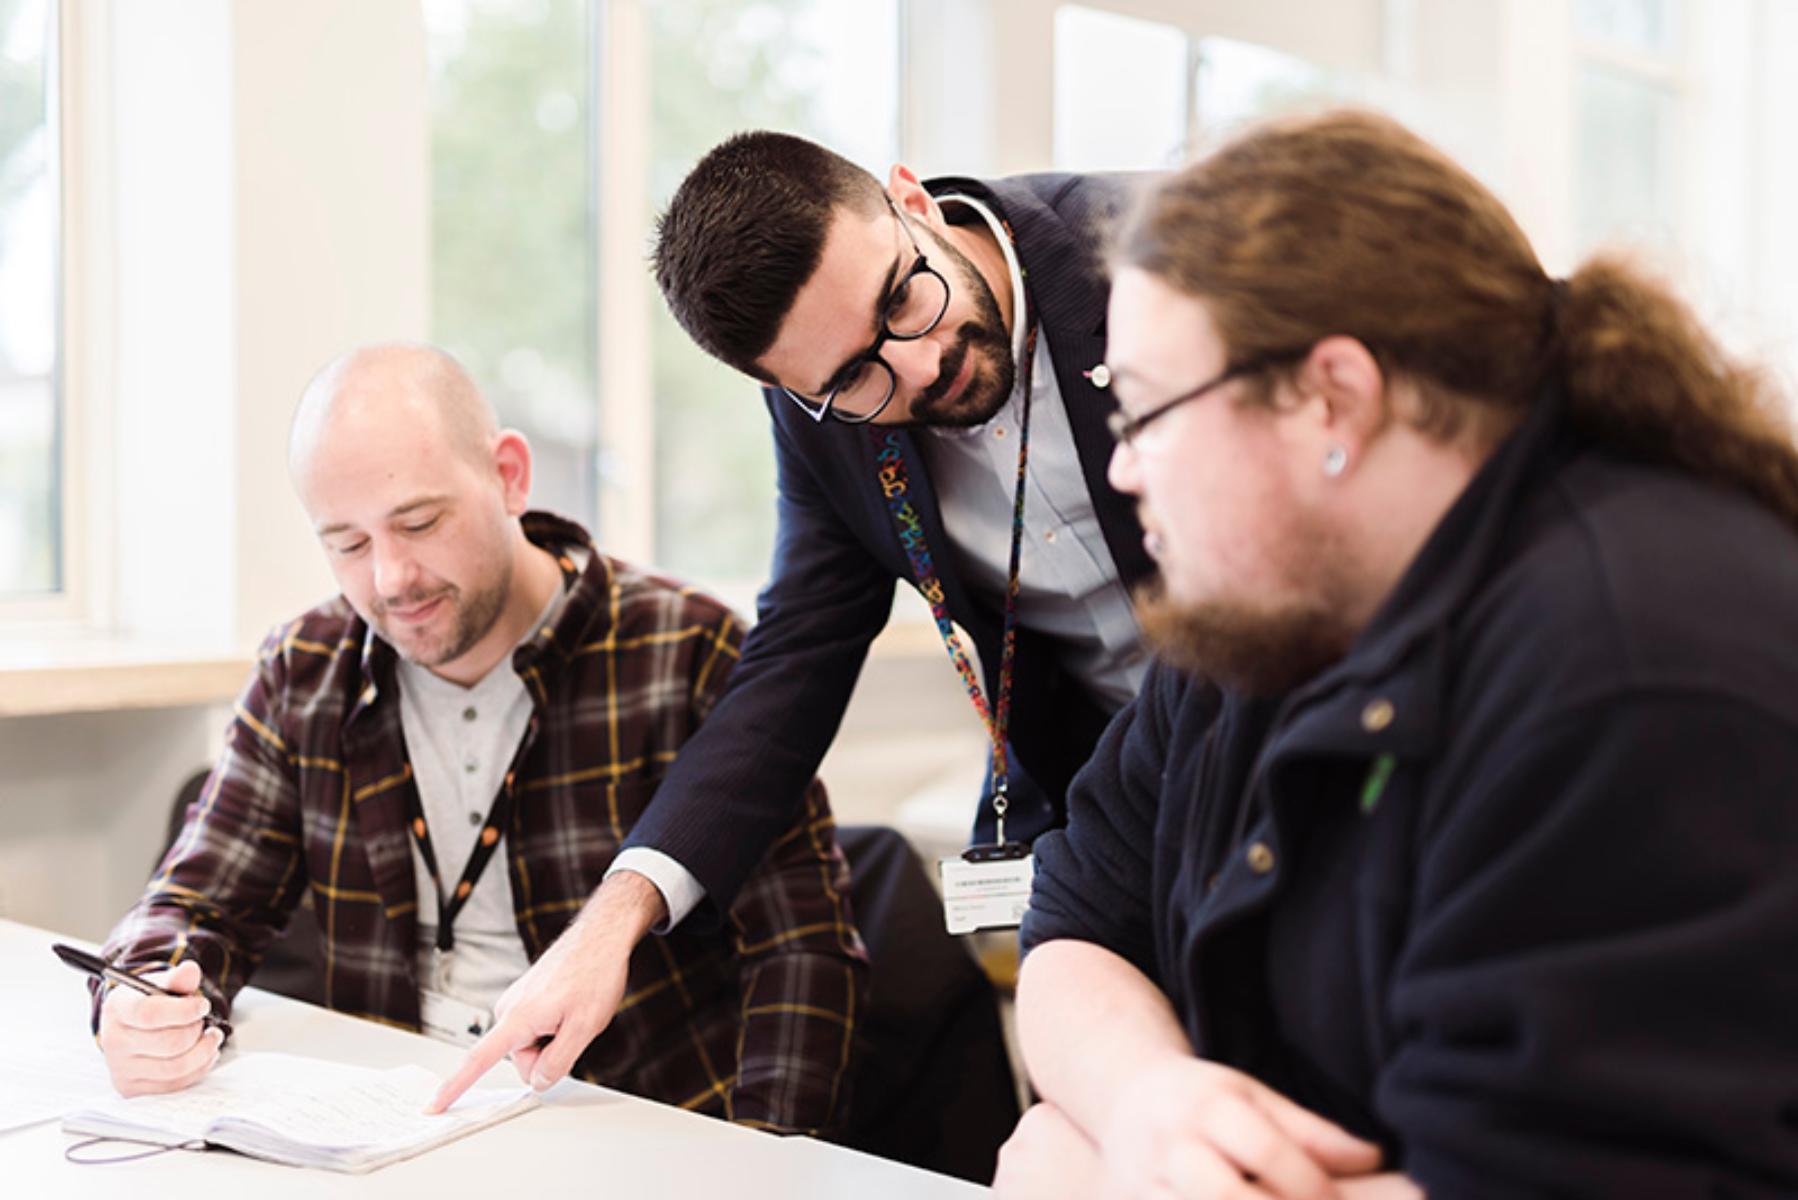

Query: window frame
[1568,0,1691,256]
[589,0,906,612]
[0,0,103,629]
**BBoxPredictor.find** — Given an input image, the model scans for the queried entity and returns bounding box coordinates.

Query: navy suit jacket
[629,173,1154,924]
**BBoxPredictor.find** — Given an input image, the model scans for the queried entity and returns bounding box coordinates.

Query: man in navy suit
[438,132,1155,1097]
[644,131,1155,904]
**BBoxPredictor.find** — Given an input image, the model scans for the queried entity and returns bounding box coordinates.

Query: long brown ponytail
[1559,255,1798,527]
[1119,109,1798,528]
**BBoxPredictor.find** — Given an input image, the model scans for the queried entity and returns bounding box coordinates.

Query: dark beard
[901,232,1016,428]
[905,326,1015,427]
[376,558,512,669]
[1134,578,1353,698]
[431,575,509,666]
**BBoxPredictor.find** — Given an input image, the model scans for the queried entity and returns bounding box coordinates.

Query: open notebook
[62,1052,538,1174]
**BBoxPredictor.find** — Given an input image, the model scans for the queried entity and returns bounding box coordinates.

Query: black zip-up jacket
[1024,385,1798,1197]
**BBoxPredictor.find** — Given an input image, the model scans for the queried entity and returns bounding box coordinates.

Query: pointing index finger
[426,1022,524,1114]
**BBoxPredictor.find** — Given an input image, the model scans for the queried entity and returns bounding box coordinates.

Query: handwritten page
[63,1052,538,1172]
[224,1061,523,1148]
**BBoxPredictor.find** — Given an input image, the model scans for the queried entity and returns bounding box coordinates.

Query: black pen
[51,942,232,1034]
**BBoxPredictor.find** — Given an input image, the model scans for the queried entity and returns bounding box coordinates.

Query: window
[1574,0,1678,52]
[426,0,901,596]
[1192,37,1350,136]
[1048,4,1359,177]
[426,0,598,530]
[645,0,900,585]
[1052,6,1189,172]
[1571,0,1682,252]
[0,0,59,599]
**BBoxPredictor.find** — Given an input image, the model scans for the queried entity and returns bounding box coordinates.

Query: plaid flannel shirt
[100,512,867,1134]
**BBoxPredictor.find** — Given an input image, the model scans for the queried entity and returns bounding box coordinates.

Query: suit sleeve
[1380,692,1798,1198]
[92,627,309,1030]
[623,391,896,928]
[1021,661,1195,979]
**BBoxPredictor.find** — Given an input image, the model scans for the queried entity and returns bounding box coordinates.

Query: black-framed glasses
[1098,350,1310,447]
[780,199,952,425]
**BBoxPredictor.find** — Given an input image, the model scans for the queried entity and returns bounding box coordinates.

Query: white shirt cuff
[607,848,706,933]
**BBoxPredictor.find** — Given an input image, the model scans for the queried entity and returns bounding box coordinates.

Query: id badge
[938,847,1034,935]
[419,987,494,1048]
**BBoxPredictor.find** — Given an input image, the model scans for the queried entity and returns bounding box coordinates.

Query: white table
[0,919,987,1197]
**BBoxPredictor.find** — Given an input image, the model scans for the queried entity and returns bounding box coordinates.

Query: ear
[491,429,534,517]
[1290,336,1387,476]
[885,163,942,224]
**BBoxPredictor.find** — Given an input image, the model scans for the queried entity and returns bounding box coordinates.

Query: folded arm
[1015,668,1388,1198]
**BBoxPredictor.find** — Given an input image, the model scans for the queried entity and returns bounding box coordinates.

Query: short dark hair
[652,131,887,382]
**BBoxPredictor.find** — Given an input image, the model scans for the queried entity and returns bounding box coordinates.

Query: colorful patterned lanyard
[872,312,1040,849]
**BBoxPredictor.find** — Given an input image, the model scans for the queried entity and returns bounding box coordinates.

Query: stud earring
[1323,446,1348,477]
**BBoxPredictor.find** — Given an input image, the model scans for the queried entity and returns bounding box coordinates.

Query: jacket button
[1361,698,1395,732]
[1246,842,1275,874]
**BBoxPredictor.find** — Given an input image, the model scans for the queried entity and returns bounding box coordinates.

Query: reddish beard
[1133,578,1355,697]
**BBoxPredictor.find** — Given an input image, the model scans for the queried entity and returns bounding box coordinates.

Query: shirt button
[467,811,482,826]
[1361,698,1395,733]
[993,426,1007,439]
[463,761,478,774]
[1043,529,1057,544]
[1246,841,1276,874]
[463,706,478,722]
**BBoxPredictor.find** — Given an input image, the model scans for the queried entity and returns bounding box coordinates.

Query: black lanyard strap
[403,552,579,953]
[407,772,520,954]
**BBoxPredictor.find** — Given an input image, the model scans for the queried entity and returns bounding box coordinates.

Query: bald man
[92,344,866,1135]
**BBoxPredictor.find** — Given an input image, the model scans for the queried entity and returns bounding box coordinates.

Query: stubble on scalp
[288,342,516,670]
[289,343,498,481]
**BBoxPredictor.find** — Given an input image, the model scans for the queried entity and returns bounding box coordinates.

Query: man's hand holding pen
[96,959,225,1098]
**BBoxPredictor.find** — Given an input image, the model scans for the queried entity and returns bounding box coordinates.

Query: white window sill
[0,577,955,722]
[0,636,251,718]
